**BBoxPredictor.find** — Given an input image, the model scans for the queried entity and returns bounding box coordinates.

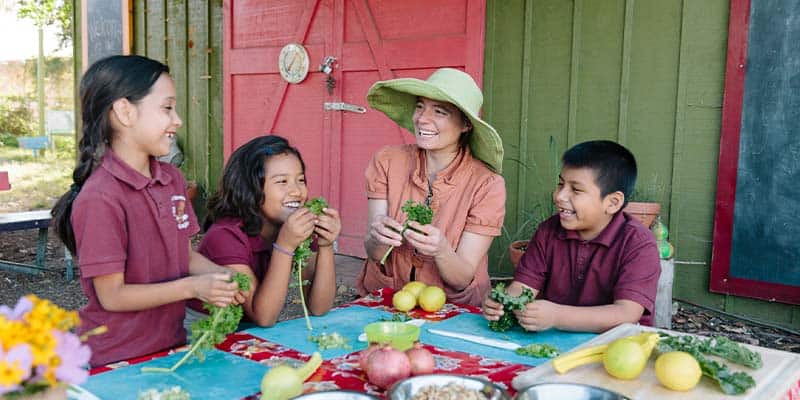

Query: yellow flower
[0,360,27,387]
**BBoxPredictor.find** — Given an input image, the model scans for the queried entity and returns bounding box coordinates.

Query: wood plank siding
[483,0,799,329]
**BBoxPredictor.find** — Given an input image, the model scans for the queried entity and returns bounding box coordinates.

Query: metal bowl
[292,390,380,400]
[513,383,630,400]
[387,374,511,400]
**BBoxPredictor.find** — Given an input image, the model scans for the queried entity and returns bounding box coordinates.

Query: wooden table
[0,210,74,280]
[82,289,800,400]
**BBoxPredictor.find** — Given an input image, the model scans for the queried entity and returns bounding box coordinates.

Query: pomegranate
[364,346,411,389]
[405,343,435,376]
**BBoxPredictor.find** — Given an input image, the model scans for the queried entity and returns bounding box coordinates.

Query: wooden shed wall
[131,0,225,201]
[126,0,799,329]
[483,0,799,329]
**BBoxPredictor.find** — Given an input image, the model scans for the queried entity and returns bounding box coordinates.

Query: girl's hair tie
[272,242,295,257]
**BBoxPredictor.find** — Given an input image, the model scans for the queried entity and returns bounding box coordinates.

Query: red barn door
[224,0,486,257]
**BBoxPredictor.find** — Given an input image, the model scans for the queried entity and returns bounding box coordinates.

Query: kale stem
[380,227,407,265]
[140,330,211,373]
[298,260,312,331]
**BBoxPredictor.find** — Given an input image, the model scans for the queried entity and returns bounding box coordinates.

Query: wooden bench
[0,210,74,280]
[17,136,49,158]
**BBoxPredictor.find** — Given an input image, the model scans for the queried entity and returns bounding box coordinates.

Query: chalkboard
[84,0,125,66]
[710,0,800,304]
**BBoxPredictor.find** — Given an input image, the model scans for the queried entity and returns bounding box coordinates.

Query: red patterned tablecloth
[90,288,800,400]
[91,288,529,398]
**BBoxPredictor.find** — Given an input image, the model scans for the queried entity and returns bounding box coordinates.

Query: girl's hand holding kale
[192,272,240,308]
[277,207,317,251]
[313,207,341,247]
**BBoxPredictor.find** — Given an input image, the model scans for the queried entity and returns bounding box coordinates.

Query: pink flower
[53,330,91,385]
[0,296,32,321]
[0,344,33,395]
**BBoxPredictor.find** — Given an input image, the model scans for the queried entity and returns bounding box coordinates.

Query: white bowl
[387,374,510,400]
[514,383,630,400]
[292,390,380,400]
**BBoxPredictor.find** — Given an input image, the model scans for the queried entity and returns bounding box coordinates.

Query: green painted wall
[131,0,224,203]
[483,0,800,330]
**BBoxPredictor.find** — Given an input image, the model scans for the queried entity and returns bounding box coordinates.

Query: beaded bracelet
[272,242,295,257]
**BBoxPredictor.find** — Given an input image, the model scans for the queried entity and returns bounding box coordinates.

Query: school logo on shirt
[171,195,190,230]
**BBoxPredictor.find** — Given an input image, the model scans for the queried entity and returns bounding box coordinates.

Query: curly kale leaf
[142,272,251,373]
[487,282,534,332]
[380,200,434,264]
[401,200,433,226]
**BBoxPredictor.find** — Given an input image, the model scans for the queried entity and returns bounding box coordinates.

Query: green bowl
[363,321,420,351]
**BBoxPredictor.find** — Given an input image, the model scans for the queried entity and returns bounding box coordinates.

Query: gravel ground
[1,230,798,354]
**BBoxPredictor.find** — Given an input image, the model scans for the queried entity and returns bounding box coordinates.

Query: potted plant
[497,203,551,270]
[623,173,665,229]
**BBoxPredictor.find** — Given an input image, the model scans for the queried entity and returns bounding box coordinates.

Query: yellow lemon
[392,290,416,312]
[402,281,427,299]
[602,338,648,380]
[418,286,446,312]
[655,351,702,391]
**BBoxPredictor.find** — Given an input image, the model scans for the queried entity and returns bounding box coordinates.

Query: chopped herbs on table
[380,200,434,264]
[658,333,758,394]
[292,197,329,332]
[487,282,534,332]
[141,273,251,373]
[309,332,351,351]
[380,313,411,322]
[137,386,191,400]
[515,343,560,358]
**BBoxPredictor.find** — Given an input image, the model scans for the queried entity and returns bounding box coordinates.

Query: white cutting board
[511,323,800,400]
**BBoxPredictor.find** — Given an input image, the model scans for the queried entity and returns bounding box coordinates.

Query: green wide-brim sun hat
[366,68,504,173]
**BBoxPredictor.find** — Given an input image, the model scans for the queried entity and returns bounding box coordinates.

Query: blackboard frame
[710,0,800,304]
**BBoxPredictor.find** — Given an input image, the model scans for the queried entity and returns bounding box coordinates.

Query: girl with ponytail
[51,55,243,367]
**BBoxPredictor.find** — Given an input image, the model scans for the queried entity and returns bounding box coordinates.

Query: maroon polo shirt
[190,217,271,314]
[72,150,199,367]
[514,211,661,326]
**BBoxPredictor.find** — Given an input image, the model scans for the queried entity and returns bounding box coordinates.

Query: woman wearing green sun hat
[358,68,506,306]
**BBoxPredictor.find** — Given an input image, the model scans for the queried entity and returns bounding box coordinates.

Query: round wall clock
[278,43,310,84]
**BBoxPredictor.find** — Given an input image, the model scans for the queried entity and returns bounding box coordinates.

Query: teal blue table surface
[244,305,395,359]
[83,348,267,400]
[419,313,597,366]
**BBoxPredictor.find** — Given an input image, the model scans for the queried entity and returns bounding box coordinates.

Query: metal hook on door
[320,56,337,94]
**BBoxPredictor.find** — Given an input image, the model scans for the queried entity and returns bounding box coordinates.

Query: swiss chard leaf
[658,334,757,395]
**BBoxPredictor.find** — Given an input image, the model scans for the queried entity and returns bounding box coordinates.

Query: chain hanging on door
[320,56,337,94]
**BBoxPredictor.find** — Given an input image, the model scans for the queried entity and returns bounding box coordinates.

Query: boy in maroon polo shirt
[483,140,660,332]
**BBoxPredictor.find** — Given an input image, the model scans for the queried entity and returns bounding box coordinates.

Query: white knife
[427,328,521,351]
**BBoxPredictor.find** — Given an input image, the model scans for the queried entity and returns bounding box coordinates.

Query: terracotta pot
[508,240,529,269]
[623,201,661,229]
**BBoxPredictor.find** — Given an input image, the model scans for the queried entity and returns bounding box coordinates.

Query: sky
[0,2,71,62]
